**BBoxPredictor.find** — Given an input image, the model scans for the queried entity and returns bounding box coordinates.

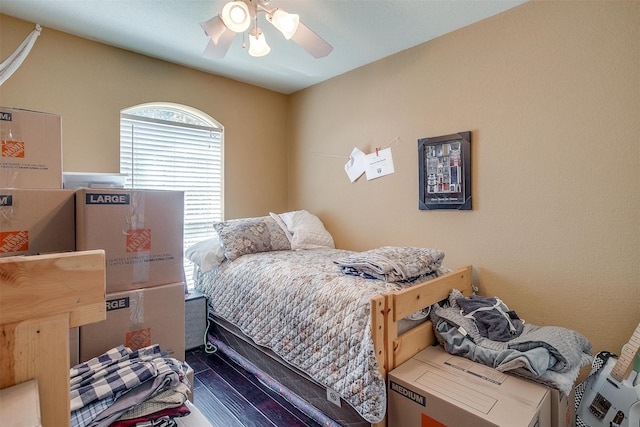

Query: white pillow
[269,210,335,250]
[185,236,225,273]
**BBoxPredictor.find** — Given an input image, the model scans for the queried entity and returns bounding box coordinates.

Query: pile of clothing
[430,289,593,396]
[70,345,191,427]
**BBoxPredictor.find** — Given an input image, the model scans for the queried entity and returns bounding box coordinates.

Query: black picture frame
[418,131,472,210]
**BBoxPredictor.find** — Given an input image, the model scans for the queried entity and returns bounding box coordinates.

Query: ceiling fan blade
[291,22,333,58]
[200,15,236,59]
[202,35,234,59]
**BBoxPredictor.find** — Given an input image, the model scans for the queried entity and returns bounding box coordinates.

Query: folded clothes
[334,246,444,282]
[117,382,190,421]
[70,345,191,427]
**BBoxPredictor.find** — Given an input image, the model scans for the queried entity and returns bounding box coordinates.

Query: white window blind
[120,111,222,287]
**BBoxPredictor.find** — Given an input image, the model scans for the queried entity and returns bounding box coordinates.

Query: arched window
[120,103,223,288]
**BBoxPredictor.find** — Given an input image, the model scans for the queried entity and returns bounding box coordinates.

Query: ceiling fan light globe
[271,9,299,39]
[248,30,271,57]
[221,1,250,33]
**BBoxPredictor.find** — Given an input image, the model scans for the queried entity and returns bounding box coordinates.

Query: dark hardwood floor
[186,347,325,427]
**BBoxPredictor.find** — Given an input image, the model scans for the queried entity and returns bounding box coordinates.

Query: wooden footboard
[369,265,473,427]
[386,265,473,371]
[371,295,387,375]
[370,294,388,427]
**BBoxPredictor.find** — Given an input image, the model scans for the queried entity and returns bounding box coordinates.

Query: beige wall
[0,14,289,220]
[2,1,639,378]
[289,0,640,367]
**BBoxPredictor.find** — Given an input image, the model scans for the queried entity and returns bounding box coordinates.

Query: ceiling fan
[199,0,333,59]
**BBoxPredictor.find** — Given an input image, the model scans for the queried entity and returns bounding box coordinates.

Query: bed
[187,210,474,427]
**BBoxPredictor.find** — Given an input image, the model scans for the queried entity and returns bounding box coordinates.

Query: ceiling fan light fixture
[221,1,251,33]
[269,9,299,39]
[248,28,271,57]
[200,0,332,60]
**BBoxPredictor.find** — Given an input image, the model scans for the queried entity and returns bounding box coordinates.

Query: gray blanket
[334,246,444,282]
[431,289,593,396]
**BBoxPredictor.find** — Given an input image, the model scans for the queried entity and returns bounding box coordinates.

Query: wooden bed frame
[370,265,474,427]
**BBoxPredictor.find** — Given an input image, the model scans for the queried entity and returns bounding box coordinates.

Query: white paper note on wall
[365,148,395,180]
[344,147,367,183]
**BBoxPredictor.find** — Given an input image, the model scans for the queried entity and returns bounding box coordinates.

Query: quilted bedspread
[194,248,409,423]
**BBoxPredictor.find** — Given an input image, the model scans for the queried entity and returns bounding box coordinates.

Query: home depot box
[0,189,75,257]
[387,346,551,427]
[0,107,62,189]
[80,282,186,362]
[551,387,575,427]
[75,188,184,292]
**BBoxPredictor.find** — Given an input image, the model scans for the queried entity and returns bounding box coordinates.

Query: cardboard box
[388,346,551,427]
[75,188,185,292]
[551,387,575,427]
[0,107,62,189]
[80,282,186,362]
[0,189,75,257]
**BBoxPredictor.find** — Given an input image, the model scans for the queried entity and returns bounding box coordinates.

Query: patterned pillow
[214,216,291,261]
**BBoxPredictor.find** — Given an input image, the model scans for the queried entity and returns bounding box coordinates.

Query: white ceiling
[0,0,526,94]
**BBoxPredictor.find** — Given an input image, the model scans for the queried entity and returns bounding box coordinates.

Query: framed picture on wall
[418,131,471,210]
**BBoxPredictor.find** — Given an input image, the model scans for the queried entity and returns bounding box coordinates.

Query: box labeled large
[0,189,75,257]
[0,107,62,189]
[388,346,551,427]
[75,188,184,292]
[80,282,186,362]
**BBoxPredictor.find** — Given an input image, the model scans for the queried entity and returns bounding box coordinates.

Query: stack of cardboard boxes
[76,187,186,362]
[0,107,186,365]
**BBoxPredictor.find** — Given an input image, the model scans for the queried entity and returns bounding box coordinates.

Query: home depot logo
[2,140,25,158]
[126,328,151,350]
[0,230,29,253]
[126,229,151,252]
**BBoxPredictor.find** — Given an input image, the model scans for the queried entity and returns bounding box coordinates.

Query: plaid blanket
[70,344,189,427]
[70,345,166,411]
